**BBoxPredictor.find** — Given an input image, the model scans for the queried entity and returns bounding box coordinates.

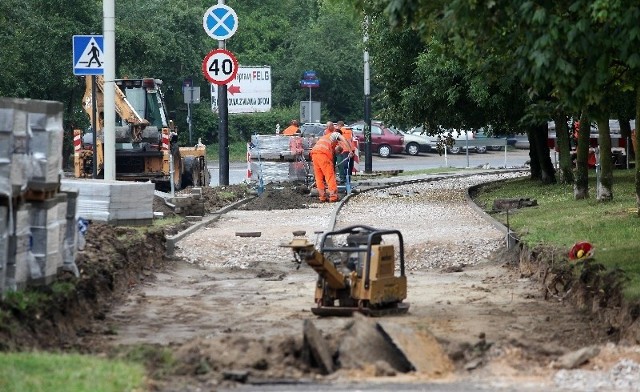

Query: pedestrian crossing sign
[73,35,104,75]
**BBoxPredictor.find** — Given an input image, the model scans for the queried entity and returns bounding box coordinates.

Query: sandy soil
[85,189,628,391]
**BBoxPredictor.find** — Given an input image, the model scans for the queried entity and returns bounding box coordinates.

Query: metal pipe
[103,0,116,180]
[91,75,98,178]
[169,153,175,197]
[363,15,372,173]
[217,0,229,186]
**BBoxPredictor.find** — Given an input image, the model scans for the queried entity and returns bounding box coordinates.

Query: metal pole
[627,137,630,169]
[217,0,229,186]
[308,87,311,122]
[103,0,116,180]
[188,102,192,145]
[465,129,470,168]
[91,75,98,178]
[363,15,372,173]
[504,140,507,168]
[169,153,175,197]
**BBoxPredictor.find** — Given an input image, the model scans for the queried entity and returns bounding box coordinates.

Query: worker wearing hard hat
[310,131,353,202]
[282,119,300,136]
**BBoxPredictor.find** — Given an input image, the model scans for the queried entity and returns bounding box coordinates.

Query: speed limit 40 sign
[202,48,238,85]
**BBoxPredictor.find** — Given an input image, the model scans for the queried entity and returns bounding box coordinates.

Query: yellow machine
[284,225,409,316]
[74,76,208,190]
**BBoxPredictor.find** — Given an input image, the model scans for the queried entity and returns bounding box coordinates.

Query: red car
[349,122,404,158]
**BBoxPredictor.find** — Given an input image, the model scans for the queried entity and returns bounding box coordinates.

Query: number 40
[209,58,233,75]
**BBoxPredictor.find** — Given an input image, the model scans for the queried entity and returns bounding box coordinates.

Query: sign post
[300,70,319,123]
[73,35,105,179]
[183,78,201,145]
[202,1,238,186]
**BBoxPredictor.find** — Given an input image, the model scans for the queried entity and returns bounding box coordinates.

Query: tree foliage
[0,0,366,153]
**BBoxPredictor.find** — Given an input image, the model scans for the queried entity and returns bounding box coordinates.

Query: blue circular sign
[203,4,238,40]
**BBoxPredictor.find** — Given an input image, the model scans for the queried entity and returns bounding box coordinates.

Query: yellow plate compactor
[283,225,409,317]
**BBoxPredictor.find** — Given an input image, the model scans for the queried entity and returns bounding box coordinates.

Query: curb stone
[165,196,257,256]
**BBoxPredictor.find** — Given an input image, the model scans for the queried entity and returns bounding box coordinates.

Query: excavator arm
[82,76,149,141]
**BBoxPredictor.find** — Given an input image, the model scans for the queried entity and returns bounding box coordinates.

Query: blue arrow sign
[300,79,320,88]
[72,35,104,75]
[203,4,238,40]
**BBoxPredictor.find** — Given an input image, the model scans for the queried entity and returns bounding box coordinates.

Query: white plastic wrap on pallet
[6,204,34,291]
[60,179,154,222]
[62,190,79,219]
[249,135,296,159]
[62,217,78,276]
[0,127,11,160]
[249,161,309,183]
[0,98,29,136]
[29,197,63,283]
[59,190,79,275]
[27,100,63,185]
[0,206,8,294]
[0,99,32,196]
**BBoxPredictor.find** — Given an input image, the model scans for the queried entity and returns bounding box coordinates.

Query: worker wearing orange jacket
[282,119,300,136]
[323,121,336,136]
[310,131,353,202]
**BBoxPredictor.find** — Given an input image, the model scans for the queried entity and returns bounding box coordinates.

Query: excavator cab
[284,225,409,317]
[74,76,209,190]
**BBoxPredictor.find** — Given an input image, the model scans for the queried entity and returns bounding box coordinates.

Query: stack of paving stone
[60,178,155,225]
[248,135,309,184]
[0,98,79,293]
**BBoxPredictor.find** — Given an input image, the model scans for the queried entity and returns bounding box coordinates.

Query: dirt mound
[199,184,254,213]
[0,222,167,351]
[241,183,315,211]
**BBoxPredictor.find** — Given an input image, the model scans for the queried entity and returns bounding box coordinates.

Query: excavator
[73,76,209,191]
[283,225,409,317]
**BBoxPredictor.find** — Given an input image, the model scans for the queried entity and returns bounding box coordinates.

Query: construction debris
[302,320,334,374]
[302,314,453,378]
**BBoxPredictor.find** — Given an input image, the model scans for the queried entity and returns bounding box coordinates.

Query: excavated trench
[2,177,639,391]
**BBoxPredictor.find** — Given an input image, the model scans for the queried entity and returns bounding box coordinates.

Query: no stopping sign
[202,49,238,85]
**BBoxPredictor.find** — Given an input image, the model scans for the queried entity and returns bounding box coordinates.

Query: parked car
[474,129,516,151]
[299,122,325,138]
[390,127,432,155]
[438,129,487,154]
[513,134,530,149]
[349,122,404,158]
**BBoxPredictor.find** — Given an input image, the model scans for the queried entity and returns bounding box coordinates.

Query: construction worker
[310,131,352,202]
[323,121,335,136]
[340,125,356,180]
[334,121,348,182]
[282,119,300,136]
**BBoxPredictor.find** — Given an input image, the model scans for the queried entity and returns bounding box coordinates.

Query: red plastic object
[568,242,594,260]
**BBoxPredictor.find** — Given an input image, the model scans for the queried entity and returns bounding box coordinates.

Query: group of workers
[281,119,357,203]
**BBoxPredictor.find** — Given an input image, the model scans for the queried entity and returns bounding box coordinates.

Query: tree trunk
[553,114,573,184]
[595,117,613,201]
[528,127,541,181]
[619,117,634,160]
[532,122,556,184]
[636,87,640,216]
[574,113,590,199]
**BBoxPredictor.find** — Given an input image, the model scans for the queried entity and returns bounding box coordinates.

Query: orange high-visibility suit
[339,127,357,176]
[282,124,299,136]
[311,132,352,202]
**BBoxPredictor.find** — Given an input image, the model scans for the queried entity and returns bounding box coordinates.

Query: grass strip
[0,352,146,392]
[474,169,640,300]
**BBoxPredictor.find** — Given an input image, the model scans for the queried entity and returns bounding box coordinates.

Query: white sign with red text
[211,66,272,113]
